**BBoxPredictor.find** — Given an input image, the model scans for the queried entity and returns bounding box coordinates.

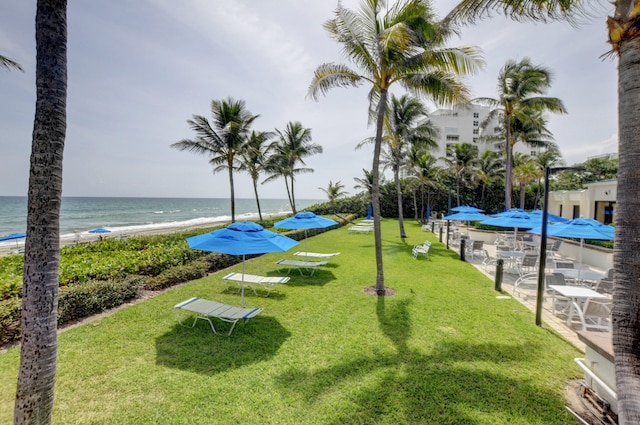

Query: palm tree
[444,143,478,206]
[14,1,66,423]
[447,2,640,421]
[265,121,322,214]
[474,150,504,209]
[0,54,24,72]
[512,153,542,209]
[308,0,482,294]
[353,168,381,201]
[237,130,274,222]
[406,149,442,221]
[475,58,566,210]
[319,180,348,212]
[171,98,258,223]
[532,149,563,208]
[382,94,438,237]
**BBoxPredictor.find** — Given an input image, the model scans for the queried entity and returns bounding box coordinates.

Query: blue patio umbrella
[451,205,484,213]
[529,217,614,275]
[529,210,568,223]
[0,232,26,241]
[275,212,338,254]
[480,209,535,245]
[88,227,111,234]
[186,222,299,306]
[366,205,372,220]
[443,211,489,236]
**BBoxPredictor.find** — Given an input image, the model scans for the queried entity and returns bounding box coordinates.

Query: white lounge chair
[174,297,263,336]
[276,259,329,276]
[412,241,431,260]
[293,251,340,260]
[222,272,290,296]
[348,225,373,234]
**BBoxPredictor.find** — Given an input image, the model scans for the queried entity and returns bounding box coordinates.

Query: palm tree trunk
[14,1,66,423]
[227,162,236,223]
[252,176,263,222]
[480,182,486,209]
[613,37,640,424]
[372,90,387,294]
[284,177,293,213]
[289,175,297,214]
[412,188,418,220]
[520,183,526,209]
[505,119,513,210]
[395,168,406,238]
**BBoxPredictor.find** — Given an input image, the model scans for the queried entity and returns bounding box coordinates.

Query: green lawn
[0,219,581,424]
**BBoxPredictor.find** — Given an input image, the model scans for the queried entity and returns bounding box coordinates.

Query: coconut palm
[265,121,322,214]
[406,149,442,221]
[237,130,275,222]
[532,149,564,208]
[171,98,258,223]
[383,94,438,237]
[14,1,66,423]
[444,143,479,206]
[0,54,23,72]
[319,180,348,212]
[353,168,381,200]
[447,1,640,421]
[308,0,482,294]
[475,58,566,210]
[474,149,504,209]
[512,153,542,209]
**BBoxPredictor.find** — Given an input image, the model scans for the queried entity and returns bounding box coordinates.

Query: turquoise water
[0,197,322,238]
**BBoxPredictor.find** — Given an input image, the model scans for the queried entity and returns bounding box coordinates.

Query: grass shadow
[155,315,290,375]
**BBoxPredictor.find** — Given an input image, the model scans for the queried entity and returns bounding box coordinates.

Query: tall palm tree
[265,121,322,214]
[308,0,482,294]
[237,130,274,222]
[447,2,640,421]
[474,149,504,209]
[0,54,24,72]
[319,180,348,212]
[445,143,478,206]
[383,94,438,237]
[475,58,566,210]
[14,1,67,423]
[171,98,258,223]
[406,149,441,221]
[353,168,381,200]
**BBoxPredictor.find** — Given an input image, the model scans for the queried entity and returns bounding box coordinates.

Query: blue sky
[0,1,617,199]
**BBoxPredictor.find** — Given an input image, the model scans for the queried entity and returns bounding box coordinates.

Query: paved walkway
[436,232,612,353]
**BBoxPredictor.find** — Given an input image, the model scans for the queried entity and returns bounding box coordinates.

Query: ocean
[0,196,322,241]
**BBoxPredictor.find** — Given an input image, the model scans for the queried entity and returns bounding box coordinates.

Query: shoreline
[0,211,291,258]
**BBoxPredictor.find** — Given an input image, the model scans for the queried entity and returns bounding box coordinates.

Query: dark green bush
[57,276,144,324]
[0,297,21,346]
[144,260,209,290]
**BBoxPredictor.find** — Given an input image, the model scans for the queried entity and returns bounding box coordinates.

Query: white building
[427,104,542,163]
[548,180,617,224]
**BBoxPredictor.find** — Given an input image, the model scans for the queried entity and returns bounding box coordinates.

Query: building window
[473,121,479,126]
[473,138,478,143]
[446,143,454,156]
[530,150,537,156]
[473,112,479,118]
[494,126,501,133]
[446,135,459,141]
[473,129,479,135]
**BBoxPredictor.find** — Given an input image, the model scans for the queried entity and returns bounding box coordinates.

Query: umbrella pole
[241,254,246,307]
[579,238,584,280]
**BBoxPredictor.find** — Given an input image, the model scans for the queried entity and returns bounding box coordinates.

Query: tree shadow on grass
[275,296,569,424]
[278,269,337,287]
[155,315,290,375]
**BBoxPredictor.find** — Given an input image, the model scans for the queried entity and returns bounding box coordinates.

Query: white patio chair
[575,299,612,332]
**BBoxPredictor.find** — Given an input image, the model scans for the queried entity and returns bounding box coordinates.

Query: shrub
[57,276,144,325]
[0,297,21,346]
[144,260,209,290]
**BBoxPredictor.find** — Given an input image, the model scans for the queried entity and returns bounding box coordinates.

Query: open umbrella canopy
[187,221,299,255]
[274,212,338,230]
[481,209,535,229]
[529,210,569,223]
[187,222,299,307]
[0,233,26,241]
[443,212,489,221]
[529,218,614,240]
[88,228,111,234]
[451,205,484,213]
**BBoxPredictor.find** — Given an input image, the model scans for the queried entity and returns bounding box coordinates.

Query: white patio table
[548,284,610,327]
